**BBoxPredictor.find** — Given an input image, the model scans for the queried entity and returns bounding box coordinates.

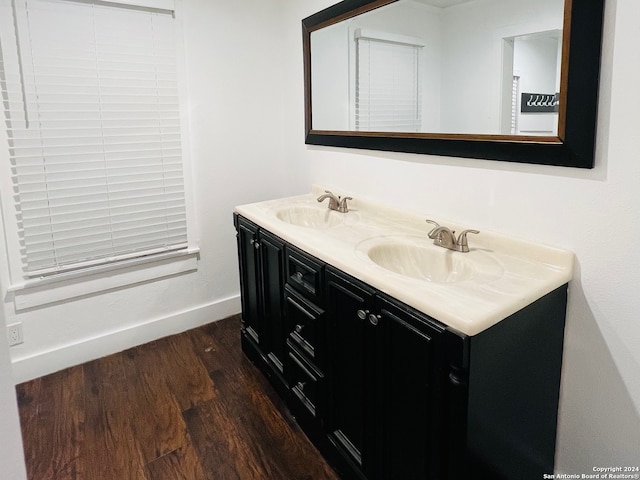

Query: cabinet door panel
[376,296,446,480]
[325,268,375,476]
[236,218,261,344]
[260,231,286,373]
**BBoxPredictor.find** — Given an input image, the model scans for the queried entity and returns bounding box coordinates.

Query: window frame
[0,0,199,308]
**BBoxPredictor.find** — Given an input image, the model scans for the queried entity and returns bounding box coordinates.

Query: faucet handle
[456,229,479,252]
[337,196,352,213]
[425,219,440,235]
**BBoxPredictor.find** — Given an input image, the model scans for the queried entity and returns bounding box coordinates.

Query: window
[354,29,423,132]
[0,0,189,278]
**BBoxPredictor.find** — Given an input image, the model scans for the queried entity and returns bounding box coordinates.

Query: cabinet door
[259,230,286,374]
[236,216,261,344]
[375,295,447,480]
[325,268,375,479]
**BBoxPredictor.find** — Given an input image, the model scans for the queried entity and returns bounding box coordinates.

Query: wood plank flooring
[16,315,340,480]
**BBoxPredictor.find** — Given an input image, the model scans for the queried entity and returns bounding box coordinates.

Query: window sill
[7,248,200,311]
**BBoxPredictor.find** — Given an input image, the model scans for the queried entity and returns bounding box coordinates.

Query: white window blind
[0,0,188,277]
[355,33,422,132]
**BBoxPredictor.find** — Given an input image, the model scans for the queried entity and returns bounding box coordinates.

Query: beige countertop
[235,186,574,336]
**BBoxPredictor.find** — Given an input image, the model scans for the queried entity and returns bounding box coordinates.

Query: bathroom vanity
[234,187,573,480]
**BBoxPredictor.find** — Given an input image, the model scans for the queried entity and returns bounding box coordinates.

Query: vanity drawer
[286,344,323,418]
[284,284,324,363]
[285,246,324,305]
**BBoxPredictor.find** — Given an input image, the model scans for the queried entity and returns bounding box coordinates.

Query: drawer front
[285,246,324,305]
[286,345,323,418]
[284,285,324,363]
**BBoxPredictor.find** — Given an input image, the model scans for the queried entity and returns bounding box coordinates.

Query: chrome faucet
[317,190,352,213]
[426,220,479,253]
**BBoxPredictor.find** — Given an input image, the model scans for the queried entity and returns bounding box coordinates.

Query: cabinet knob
[294,324,304,334]
[368,314,381,326]
[357,309,369,320]
[253,241,260,250]
[296,381,306,391]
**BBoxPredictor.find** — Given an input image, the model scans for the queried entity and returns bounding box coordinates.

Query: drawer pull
[369,314,381,326]
[357,309,369,320]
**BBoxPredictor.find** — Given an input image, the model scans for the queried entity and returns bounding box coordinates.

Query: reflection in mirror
[504,31,562,136]
[310,0,565,136]
[303,0,605,168]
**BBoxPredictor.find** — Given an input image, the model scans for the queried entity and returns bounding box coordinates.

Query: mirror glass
[310,0,565,136]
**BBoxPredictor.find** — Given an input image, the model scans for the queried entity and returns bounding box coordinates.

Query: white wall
[285,0,639,473]
[440,0,563,133]
[0,281,27,479]
[311,22,351,130]
[514,34,561,135]
[0,0,299,383]
[514,35,559,93]
[310,1,442,132]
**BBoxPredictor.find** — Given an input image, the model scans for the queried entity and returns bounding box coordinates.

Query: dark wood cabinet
[375,294,448,480]
[234,214,567,480]
[325,267,449,480]
[235,215,287,382]
[325,269,375,478]
[261,229,288,374]
[235,216,262,345]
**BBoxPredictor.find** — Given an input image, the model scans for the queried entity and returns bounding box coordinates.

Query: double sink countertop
[235,186,574,336]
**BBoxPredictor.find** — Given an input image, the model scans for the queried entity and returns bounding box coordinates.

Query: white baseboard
[11,295,241,384]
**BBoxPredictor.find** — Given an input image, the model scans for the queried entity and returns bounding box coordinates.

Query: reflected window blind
[1,0,188,277]
[511,76,520,134]
[356,37,422,132]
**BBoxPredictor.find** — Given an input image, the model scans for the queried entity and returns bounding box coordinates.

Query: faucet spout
[318,190,352,212]
[425,219,479,252]
[317,190,339,210]
[428,226,457,250]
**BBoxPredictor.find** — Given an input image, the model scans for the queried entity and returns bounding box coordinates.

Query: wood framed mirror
[303,0,605,168]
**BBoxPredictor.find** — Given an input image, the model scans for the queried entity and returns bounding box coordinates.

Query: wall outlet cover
[7,323,23,346]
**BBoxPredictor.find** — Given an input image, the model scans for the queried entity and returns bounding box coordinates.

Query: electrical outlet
[7,323,23,346]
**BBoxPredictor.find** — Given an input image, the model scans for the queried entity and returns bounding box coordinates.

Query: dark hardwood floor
[16,314,340,480]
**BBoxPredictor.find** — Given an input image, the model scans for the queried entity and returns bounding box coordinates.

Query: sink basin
[276,206,358,228]
[367,243,473,283]
[358,235,503,284]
